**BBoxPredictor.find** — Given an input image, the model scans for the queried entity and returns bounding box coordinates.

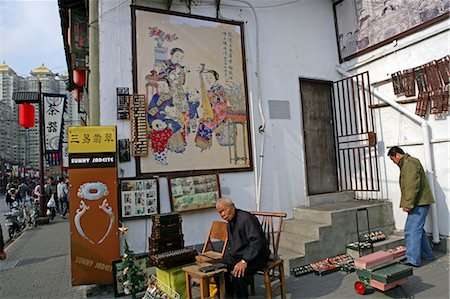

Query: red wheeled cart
[354,256,412,294]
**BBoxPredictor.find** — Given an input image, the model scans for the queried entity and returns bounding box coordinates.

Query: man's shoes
[400,260,419,267]
[422,256,435,261]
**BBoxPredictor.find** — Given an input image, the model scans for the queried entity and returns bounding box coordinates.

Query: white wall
[341,18,450,237]
[98,0,340,253]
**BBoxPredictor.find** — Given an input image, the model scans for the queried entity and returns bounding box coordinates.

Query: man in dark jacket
[216,197,270,298]
[388,146,435,267]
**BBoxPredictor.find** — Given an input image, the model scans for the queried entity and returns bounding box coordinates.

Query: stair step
[293,207,333,224]
[283,219,330,239]
[300,199,390,212]
[278,247,304,277]
[306,191,355,206]
[284,199,397,272]
[279,231,319,255]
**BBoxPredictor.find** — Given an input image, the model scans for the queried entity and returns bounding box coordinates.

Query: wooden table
[182,262,227,299]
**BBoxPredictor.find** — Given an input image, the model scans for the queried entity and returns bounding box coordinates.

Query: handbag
[47,194,56,208]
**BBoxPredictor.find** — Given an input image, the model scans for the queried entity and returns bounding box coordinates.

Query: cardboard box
[355,251,393,269]
[387,246,406,259]
[370,278,408,291]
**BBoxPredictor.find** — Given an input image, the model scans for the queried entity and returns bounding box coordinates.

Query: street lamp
[13,82,46,218]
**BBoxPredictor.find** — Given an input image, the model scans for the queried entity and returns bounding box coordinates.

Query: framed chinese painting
[119,178,159,219]
[168,173,221,213]
[334,0,449,61]
[132,6,253,176]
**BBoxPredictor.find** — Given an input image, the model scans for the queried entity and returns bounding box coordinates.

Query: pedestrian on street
[6,188,21,211]
[44,177,57,220]
[18,181,28,203]
[57,177,68,218]
[388,146,435,267]
[0,223,6,260]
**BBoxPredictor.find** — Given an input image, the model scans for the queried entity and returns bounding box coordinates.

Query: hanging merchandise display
[436,56,450,85]
[390,55,449,117]
[129,94,149,156]
[117,87,130,120]
[402,69,416,97]
[425,62,445,114]
[391,71,403,95]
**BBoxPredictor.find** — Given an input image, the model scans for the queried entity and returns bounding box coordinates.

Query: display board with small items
[292,254,355,277]
[129,94,149,156]
[360,230,385,242]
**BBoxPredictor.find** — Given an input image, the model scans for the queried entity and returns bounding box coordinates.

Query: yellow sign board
[68,126,116,153]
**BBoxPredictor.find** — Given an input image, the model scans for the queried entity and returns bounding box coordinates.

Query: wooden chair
[192,221,228,297]
[250,211,287,299]
[200,221,228,261]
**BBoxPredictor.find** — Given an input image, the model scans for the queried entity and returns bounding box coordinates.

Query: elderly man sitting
[215,197,270,298]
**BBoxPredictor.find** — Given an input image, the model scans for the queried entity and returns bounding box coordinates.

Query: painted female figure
[195,69,235,150]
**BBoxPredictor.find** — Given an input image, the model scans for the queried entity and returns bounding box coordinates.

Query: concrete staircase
[278,192,405,272]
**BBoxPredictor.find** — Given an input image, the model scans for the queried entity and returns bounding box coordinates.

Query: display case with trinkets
[143,275,180,299]
[293,254,356,277]
[292,264,314,277]
[129,94,149,156]
[346,241,373,251]
[360,230,386,243]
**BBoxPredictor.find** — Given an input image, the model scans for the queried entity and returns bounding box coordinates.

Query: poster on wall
[334,0,449,61]
[132,6,253,176]
[119,178,159,219]
[168,173,220,213]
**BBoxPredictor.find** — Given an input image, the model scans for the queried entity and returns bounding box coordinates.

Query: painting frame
[131,6,253,177]
[333,0,450,62]
[112,253,156,297]
[168,173,221,213]
[119,178,159,220]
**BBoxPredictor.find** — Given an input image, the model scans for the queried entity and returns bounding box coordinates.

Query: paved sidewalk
[0,215,448,299]
[0,217,85,299]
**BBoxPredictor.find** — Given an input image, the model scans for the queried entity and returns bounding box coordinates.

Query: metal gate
[332,72,380,193]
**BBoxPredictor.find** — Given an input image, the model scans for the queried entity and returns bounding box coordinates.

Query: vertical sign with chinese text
[43,94,66,152]
[68,126,119,285]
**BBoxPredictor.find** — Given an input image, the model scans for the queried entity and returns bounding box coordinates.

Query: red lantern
[73,88,83,102]
[19,103,35,128]
[73,69,85,86]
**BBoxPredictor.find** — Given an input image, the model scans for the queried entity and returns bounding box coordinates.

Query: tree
[118,224,146,298]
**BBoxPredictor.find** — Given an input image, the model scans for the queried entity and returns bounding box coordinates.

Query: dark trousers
[59,197,68,216]
[220,254,268,298]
